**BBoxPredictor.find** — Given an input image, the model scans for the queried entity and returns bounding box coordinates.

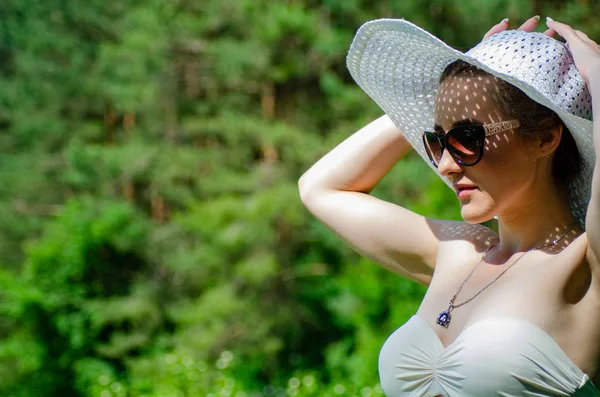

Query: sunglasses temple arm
[484,119,521,136]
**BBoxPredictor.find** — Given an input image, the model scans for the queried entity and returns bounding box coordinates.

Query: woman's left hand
[483,15,554,40]
[546,18,600,87]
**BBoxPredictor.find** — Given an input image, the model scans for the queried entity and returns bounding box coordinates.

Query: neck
[494,179,580,257]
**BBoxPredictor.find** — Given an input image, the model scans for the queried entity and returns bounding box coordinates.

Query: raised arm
[299,115,452,286]
[545,18,600,276]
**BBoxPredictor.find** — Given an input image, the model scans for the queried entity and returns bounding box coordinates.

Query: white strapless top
[379,315,599,396]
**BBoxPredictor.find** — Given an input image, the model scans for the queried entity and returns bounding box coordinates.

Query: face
[433,74,540,223]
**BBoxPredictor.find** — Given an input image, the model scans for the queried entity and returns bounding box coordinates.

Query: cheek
[475,140,535,196]
[481,137,511,168]
[482,133,530,168]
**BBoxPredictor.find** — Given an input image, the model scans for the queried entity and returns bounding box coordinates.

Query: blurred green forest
[0,0,598,396]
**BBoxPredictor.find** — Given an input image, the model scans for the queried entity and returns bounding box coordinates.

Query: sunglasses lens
[447,126,484,165]
[423,133,443,166]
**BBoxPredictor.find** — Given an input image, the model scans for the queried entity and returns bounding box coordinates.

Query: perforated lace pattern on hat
[346,19,595,226]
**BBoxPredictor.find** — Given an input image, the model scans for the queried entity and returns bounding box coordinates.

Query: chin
[459,198,496,224]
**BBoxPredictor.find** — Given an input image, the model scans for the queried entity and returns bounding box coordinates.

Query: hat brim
[347,19,594,224]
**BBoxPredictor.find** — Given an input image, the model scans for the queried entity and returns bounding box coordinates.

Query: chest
[416,242,600,377]
[379,315,599,396]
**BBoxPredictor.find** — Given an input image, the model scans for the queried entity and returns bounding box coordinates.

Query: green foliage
[0,198,151,395]
[0,0,597,396]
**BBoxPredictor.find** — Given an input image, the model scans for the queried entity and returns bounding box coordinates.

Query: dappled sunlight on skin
[434,75,510,133]
[427,218,584,267]
[433,75,527,168]
[489,225,583,260]
[428,76,527,184]
[484,130,516,151]
[428,220,498,247]
[428,222,582,252]
[527,226,584,254]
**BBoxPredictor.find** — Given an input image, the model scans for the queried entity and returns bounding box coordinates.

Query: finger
[572,28,600,48]
[546,18,580,42]
[543,28,556,38]
[483,18,509,39]
[576,30,590,41]
[517,15,540,32]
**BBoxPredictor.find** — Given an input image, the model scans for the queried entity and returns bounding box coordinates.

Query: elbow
[298,172,329,207]
[298,174,317,205]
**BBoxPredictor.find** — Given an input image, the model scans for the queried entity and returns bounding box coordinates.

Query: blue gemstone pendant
[437,310,452,328]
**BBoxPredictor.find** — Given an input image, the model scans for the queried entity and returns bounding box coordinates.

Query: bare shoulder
[432,221,499,273]
[431,220,497,245]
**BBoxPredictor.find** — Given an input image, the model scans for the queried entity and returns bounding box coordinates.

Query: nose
[437,149,463,176]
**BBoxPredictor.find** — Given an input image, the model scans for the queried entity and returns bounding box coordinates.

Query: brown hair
[439,60,581,189]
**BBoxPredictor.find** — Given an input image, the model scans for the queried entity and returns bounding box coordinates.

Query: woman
[299,16,600,396]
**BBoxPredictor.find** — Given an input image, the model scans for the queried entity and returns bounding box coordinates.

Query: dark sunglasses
[422,119,521,167]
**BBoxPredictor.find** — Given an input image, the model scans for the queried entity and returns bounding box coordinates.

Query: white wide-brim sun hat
[346,19,594,226]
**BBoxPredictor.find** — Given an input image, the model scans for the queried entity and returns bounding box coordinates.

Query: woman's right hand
[483,15,555,40]
[546,18,600,87]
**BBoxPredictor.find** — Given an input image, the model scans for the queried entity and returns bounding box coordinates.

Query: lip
[454,185,478,198]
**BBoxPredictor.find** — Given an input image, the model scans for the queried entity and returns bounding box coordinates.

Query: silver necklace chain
[436,222,580,328]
